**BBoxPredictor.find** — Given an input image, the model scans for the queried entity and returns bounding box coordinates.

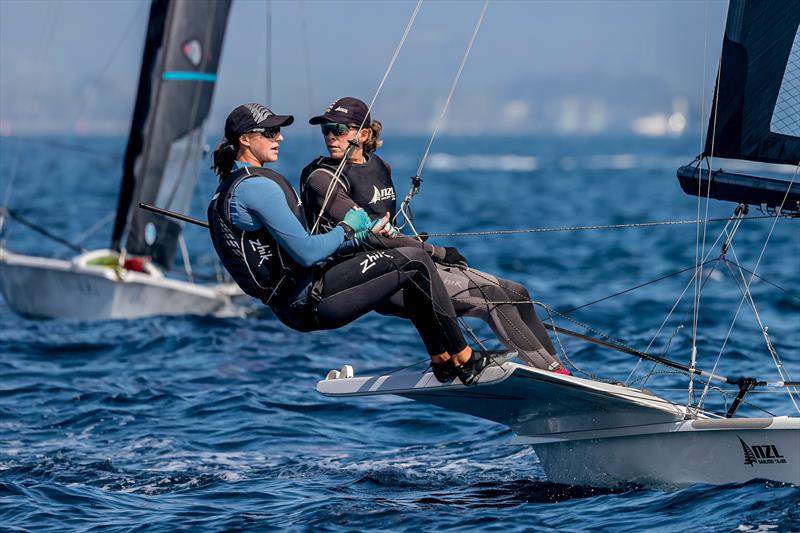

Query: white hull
[0,247,244,320]
[526,418,799,487]
[317,359,800,488]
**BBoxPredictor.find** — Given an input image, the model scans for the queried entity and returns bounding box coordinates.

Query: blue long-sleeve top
[229,161,351,267]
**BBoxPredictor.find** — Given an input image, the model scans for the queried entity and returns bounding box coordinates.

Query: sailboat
[316,0,800,487]
[0,0,242,320]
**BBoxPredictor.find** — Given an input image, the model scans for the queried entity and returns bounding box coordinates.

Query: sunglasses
[250,127,281,139]
[320,122,357,136]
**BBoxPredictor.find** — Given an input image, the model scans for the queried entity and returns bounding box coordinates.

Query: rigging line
[415,2,489,188]
[55,211,116,259]
[2,0,63,216]
[544,308,603,381]
[638,325,685,388]
[450,258,710,383]
[638,258,726,388]
[297,0,316,118]
[70,1,147,128]
[394,1,489,235]
[722,255,799,301]
[563,259,717,314]
[0,208,84,254]
[693,27,727,405]
[265,0,272,105]
[421,214,779,237]
[698,168,800,413]
[310,0,423,235]
[627,223,733,385]
[459,267,554,370]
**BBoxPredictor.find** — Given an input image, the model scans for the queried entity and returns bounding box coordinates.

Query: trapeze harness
[299,154,396,232]
[208,166,322,326]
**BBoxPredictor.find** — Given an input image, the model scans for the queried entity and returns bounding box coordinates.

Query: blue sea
[1,134,798,531]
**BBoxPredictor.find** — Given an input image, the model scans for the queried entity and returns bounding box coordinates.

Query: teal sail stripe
[162,71,217,82]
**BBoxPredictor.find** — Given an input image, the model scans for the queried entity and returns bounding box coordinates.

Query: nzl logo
[360,251,391,274]
[737,436,787,466]
[248,239,273,266]
[369,185,395,205]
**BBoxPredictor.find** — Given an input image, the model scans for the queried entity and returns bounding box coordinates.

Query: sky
[0,0,729,137]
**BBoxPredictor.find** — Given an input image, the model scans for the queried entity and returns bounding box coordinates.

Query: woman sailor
[208,103,492,385]
[300,97,569,376]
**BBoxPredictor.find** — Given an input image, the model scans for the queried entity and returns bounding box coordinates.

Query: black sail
[112,0,231,269]
[704,0,800,166]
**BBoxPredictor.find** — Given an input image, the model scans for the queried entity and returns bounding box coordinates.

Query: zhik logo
[248,239,273,267]
[369,185,395,205]
[737,436,787,466]
[360,251,391,274]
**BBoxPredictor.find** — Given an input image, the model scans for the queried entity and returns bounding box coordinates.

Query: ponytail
[362,120,383,153]
[211,138,238,180]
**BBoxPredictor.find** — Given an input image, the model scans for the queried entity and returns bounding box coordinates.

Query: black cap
[309,97,370,126]
[224,103,294,141]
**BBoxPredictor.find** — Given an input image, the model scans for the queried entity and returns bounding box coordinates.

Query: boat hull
[0,247,243,319]
[526,419,800,488]
[317,361,800,488]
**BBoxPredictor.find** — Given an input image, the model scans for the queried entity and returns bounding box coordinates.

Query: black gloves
[432,246,468,268]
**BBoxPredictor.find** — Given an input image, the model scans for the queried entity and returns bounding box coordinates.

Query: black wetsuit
[300,155,563,370]
[208,163,467,356]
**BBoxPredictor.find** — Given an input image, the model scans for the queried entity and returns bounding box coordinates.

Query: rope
[310,0,423,235]
[627,218,732,386]
[414,1,488,181]
[564,259,717,313]
[697,164,800,414]
[421,214,781,238]
[395,1,489,235]
[265,0,272,106]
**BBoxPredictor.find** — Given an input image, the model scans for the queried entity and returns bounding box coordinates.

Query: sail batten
[112,0,231,269]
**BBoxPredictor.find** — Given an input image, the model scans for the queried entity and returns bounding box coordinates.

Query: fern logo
[244,103,273,123]
[738,436,757,467]
[737,436,787,466]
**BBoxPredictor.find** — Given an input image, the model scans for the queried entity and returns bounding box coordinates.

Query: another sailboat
[0,0,242,320]
[316,0,800,487]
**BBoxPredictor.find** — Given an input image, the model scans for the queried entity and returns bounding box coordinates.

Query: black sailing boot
[454,350,502,386]
[430,360,458,383]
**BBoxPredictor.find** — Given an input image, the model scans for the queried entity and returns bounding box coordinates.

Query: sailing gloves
[339,207,390,246]
[431,246,468,268]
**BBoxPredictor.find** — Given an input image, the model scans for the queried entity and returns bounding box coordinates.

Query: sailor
[300,97,569,375]
[208,103,492,385]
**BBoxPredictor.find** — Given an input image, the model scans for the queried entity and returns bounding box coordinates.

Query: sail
[703,0,800,165]
[111,0,231,269]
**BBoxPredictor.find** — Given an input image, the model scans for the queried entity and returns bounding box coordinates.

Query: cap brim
[259,114,294,128]
[308,114,333,125]
[308,113,352,125]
